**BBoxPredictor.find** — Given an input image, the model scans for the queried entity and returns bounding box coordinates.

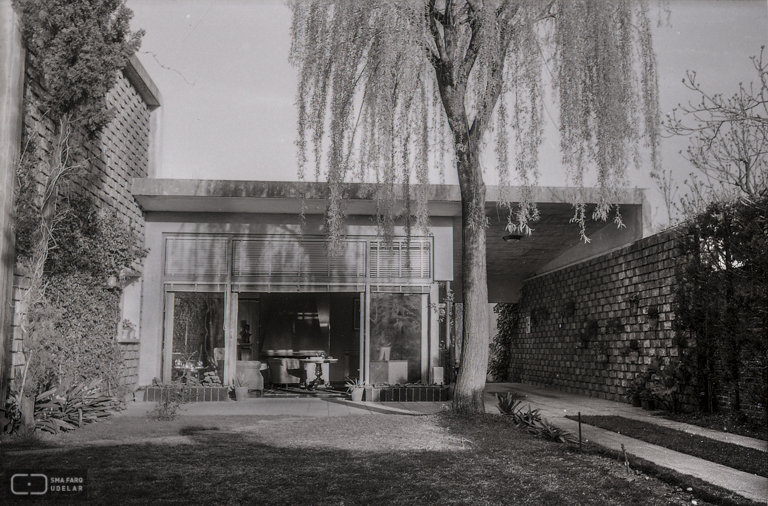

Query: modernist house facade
[1,1,652,396]
[131,179,650,390]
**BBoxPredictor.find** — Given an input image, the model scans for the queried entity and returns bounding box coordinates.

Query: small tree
[290,0,663,413]
[10,0,142,421]
[665,47,768,218]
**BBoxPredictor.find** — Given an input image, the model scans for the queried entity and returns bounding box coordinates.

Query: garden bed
[143,386,230,402]
[660,411,768,442]
[374,385,449,402]
[568,415,767,477]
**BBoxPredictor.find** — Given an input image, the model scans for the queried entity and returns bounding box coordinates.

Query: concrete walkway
[485,383,767,505]
[123,383,767,504]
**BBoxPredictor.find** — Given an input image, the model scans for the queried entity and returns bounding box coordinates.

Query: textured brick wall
[10,273,29,380]
[509,231,693,407]
[11,61,153,381]
[119,342,140,391]
[22,67,150,243]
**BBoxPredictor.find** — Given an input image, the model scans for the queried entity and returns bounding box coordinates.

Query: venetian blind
[232,239,366,278]
[164,237,229,276]
[369,240,431,279]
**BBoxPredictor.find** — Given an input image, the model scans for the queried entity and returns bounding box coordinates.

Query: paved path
[485,383,767,505]
[120,383,766,504]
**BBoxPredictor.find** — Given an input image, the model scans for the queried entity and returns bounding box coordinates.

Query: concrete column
[0,0,25,404]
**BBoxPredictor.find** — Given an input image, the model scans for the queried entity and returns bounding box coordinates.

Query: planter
[641,398,657,411]
[350,388,364,402]
[364,386,381,402]
[377,386,450,402]
[234,387,249,401]
[143,386,230,402]
[631,397,642,408]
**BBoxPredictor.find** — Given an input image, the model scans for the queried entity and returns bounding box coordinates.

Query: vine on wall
[10,0,144,400]
[23,197,147,394]
[489,304,517,382]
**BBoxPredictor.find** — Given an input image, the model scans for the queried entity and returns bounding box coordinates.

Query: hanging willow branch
[290,0,663,246]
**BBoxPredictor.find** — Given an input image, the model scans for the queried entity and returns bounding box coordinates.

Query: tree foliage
[13,0,143,133]
[674,196,768,418]
[290,0,662,242]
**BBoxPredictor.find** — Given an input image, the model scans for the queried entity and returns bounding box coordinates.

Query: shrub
[489,303,517,381]
[146,381,190,421]
[497,392,578,444]
[1,378,119,435]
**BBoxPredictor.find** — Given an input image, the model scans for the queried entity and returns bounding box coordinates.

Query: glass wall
[170,292,225,383]
[369,293,423,384]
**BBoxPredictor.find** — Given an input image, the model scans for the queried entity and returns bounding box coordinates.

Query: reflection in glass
[370,293,422,383]
[172,292,225,382]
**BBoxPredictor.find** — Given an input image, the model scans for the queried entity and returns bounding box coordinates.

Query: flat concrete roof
[132,179,650,302]
[132,179,646,216]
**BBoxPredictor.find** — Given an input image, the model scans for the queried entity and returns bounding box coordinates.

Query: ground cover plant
[570,415,767,477]
[1,411,735,506]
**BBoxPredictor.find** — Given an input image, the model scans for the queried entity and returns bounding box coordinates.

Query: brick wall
[509,231,695,408]
[10,57,155,387]
[22,64,151,243]
[119,342,140,391]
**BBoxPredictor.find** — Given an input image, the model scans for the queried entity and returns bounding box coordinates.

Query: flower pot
[632,397,642,408]
[350,388,364,402]
[234,387,249,401]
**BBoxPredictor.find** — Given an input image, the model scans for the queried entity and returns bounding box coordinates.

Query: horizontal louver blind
[165,237,228,276]
[232,239,366,278]
[370,240,431,279]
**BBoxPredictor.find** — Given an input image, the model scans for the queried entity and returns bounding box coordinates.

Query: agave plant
[34,378,120,434]
[344,377,363,394]
[497,392,577,445]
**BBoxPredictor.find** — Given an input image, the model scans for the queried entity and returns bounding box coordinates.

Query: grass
[0,412,726,506]
[570,415,767,477]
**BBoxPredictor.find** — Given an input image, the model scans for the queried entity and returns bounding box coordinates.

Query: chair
[267,358,302,386]
[236,360,266,392]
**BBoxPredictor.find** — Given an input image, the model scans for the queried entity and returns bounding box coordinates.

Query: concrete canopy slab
[132,179,648,302]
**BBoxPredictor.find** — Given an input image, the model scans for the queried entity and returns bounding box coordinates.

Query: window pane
[370,293,422,384]
[172,292,225,383]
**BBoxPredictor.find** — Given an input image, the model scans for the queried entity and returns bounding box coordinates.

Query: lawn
[0,411,725,505]
[570,415,766,478]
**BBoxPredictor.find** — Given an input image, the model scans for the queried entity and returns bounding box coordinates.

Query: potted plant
[119,319,136,342]
[345,378,364,402]
[232,373,251,401]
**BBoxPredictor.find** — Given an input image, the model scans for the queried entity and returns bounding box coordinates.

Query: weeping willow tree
[290,0,663,413]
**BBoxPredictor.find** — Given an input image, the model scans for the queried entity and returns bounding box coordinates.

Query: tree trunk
[20,394,35,433]
[452,130,490,414]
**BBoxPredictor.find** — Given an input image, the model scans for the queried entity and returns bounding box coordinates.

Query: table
[299,358,339,389]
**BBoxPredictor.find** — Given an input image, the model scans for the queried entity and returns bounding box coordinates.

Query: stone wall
[509,231,693,407]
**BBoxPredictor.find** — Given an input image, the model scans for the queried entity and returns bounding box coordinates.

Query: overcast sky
[127,0,768,227]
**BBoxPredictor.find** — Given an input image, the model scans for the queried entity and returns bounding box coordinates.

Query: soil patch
[570,415,767,477]
[659,411,768,442]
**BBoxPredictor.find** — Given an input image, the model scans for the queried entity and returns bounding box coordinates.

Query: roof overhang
[132,179,650,302]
